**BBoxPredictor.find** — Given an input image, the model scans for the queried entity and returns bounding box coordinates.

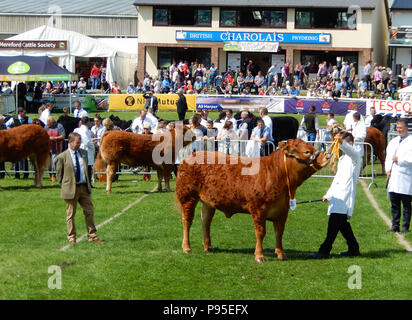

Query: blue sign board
[176,30,331,44]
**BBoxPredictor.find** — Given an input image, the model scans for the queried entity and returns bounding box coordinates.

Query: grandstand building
[134,0,390,80]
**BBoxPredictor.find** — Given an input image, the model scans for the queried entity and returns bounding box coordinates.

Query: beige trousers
[65,184,97,241]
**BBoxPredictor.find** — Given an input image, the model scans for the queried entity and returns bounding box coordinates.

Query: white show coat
[324,141,362,218]
[385,134,412,195]
[351,120,367,157]
[74,125,95,166]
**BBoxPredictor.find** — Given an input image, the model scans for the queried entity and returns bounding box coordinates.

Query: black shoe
[23,175,29,180]
[386,228,400,233]
[400,229,410,234]
[308,252,329,259]
[340,251,360,257]
[14,176,20,180]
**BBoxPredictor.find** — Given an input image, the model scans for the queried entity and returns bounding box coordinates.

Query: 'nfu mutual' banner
[283,98,366,115]
[109,94,196,111]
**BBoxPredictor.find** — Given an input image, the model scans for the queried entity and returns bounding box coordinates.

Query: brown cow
[176,139,330,262]
[0,124,50,188]
[331,124,386,174]
[99,125,194,194]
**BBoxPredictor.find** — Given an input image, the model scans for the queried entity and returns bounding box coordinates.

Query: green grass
[0,169,411,300]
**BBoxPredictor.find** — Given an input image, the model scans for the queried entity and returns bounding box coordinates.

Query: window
[261,10,287,27]
[220,8,286,28]
[295,11,312,28]
[153,8,168,25]
[220,10,237,26]
[295,8,356,29]
[153,7,211,27]
[197,9,212,26]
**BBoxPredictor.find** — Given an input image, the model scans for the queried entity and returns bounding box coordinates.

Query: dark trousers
[389,192,411,231]
[319,213,359,255]
[178,112,186,121]
[14,159,29,179]
[0,162,5,179]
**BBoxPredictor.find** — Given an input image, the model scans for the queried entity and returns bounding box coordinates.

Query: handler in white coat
[351,112,367,157]
[385,119,412,233]
[309,132,361,259]
[74,116,95,185]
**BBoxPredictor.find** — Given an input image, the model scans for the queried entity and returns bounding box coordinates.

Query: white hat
[143,123,151,129]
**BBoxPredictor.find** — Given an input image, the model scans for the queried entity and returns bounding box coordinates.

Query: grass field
[0,167,411,300]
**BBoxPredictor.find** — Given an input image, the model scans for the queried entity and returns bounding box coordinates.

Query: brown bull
[331,124,386,174]
[99,125,194,194]
[0,124,50,188]
[176,138,329,262]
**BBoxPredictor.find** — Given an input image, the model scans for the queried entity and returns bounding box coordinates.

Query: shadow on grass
[211,247,407,261]
[0,185,60,191]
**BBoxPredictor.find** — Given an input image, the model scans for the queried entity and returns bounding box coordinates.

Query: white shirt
[74,108,88,119]
[351,120,367,157]
[91,124,106,147]
[73,125,95,166]
[405,68,412,78]
[200,117,211,128]
[364,115,374,128]
[386,134,412,195]
[344,111,364,130]
[146,113,158,131]
[132,116,153,134]
[324,141,362,218]
[262,115,274,141]
[68,148,87,184]
[224,116,237,129]
[40,108,51,125]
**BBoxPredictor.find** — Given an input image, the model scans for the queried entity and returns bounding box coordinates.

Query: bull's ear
[278,141,287,150]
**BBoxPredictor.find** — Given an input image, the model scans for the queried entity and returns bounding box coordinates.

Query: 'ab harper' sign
[176,31,331,44]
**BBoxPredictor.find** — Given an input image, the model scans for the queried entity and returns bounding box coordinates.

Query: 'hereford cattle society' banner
[366,99,412,117]
[284,98,367,115]
[196,95,285,113]
[109,94,196,111]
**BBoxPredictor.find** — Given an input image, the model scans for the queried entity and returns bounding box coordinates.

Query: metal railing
[310,140,377,189]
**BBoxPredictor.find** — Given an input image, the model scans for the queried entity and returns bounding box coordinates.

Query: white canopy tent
[4,25,135,87]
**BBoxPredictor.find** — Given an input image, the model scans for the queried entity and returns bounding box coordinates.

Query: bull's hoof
[275,249,288,260]
[157,187,163,193]
[166,188,172,193]
[182,248,192,254]
[33,184,42,188]
[204,247,213,253]
[255,256,265,263]
[106,190,111,195]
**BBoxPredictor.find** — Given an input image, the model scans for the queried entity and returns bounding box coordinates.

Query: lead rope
[325,138,341,173]
[283,154,293,202]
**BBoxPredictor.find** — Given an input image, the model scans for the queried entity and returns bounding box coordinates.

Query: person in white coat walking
[309,132,361,259]
[385,119,412,233]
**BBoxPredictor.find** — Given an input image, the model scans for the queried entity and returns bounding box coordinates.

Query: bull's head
[278,138,330,170]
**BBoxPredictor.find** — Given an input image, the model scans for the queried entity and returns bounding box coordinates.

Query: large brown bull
[175,139,329,262]
[99,125,194,194]
[0,124,50,188]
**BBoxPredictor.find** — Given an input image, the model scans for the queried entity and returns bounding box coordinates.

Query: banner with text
[283,99,367,115]
[109,94,197,111]
[196,96,285,113]
[366,99,412,117]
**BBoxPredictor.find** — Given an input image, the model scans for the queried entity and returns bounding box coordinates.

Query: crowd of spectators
[2,60,412,103]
